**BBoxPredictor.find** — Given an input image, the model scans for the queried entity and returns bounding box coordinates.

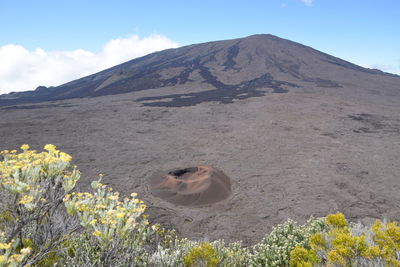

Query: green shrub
[150,237,196,266]
[250,217,326,267]
[211,240,251,267]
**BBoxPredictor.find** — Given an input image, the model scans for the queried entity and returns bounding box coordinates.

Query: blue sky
[0,0,399,93]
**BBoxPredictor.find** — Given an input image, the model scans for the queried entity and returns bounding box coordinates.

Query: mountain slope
[1,34,398,107]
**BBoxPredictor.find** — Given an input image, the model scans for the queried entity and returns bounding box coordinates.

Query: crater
[148,165,231,206]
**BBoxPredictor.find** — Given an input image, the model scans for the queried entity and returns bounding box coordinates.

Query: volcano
[1,34,398,107]
[1,34,400,245]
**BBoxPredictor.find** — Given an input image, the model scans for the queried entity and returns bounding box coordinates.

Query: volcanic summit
[1,34,398,107]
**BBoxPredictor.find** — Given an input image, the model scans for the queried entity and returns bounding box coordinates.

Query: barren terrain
[1,35,399,245]
[1,83,399,245]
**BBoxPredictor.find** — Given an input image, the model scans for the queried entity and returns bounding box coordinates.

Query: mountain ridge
[0,34,398,107]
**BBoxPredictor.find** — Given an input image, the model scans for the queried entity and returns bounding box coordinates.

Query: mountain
[1,34,398,107]
[1,34,400,245]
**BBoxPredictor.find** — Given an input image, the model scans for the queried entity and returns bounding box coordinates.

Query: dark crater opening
[168,167,198,179]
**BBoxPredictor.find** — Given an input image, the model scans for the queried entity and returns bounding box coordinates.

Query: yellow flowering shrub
[309,232,327,251]
[64,181,157,260]
[0,235,31,267]
[289,246,318,267]
[289,213,400,266]
[184,242,219,267]
[0,144,79,266]
[64,181,151,237]
[0,144,78,209]
[370,219,400,265]
[62,180,156,265]
[0,144,162,266]
[326,212,347,228]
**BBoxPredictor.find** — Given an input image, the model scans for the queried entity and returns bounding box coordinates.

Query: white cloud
[0,34,179,94]
[360,62,400,75]
[301,0,313,6]
[371,63,400,75]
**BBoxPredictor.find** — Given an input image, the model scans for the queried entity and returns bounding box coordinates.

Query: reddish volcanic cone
[148,166,231,206]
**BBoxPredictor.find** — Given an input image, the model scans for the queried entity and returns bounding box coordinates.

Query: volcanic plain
[1,34,399,245]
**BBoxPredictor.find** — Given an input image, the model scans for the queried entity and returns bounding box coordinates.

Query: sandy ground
[1,84,400,245]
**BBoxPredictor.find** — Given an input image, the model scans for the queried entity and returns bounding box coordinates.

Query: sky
[0,0,399,94]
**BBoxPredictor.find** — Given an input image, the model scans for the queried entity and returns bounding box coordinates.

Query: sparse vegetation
[251,217,326,267]
[0,145,399,266]
[290,213,400,266]
[0,144,79,266]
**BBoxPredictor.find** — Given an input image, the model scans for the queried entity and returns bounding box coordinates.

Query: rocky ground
[1,81,400,245]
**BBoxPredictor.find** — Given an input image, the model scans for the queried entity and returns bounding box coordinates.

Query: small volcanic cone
[148,166,231,206]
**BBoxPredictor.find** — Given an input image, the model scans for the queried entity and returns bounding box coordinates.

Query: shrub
[149,238,251,267]
[62,180,156,266]
[250,217,326,267]
[0,144,79,266]
[149,229,197,267]
[289,246,318,267]
[369,219,400,265]
[211,240,251,267]
[0,145,156,266]
[1,145,400,266]
[289,212,400,266]
[184,242,219,267]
